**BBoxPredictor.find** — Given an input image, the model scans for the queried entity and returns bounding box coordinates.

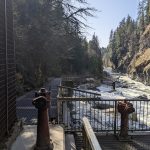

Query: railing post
[57,100,60,124]
[57,86,60,124]
[112,81,116,90]
[114,101,117,135]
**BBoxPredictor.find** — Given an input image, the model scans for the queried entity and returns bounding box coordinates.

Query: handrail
[58,97,150,102]
[58,85,101,96]
[82,117,102,150]
[58,86,150,101]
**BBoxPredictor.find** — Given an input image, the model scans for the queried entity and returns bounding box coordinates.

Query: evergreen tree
[145,0,150,25]
[107,16,139,72]
[88,34,103,77]
[13,0,97,90]
[138,0,146,34]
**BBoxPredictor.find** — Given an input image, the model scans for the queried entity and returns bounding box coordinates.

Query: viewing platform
[11,125,65,150]
[15,78,150,150]
[97,134,150,150]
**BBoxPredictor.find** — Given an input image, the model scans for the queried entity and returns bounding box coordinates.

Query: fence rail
[57,86,150,134]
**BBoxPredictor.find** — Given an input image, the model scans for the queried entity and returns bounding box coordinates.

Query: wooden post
[117,101,135,139]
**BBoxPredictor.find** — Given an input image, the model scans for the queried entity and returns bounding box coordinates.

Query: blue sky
[84,0,140,47]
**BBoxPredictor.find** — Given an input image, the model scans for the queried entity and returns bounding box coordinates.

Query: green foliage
[88,34,103,77]
[137,0,150,33]
[106,15,140,72]
[13,0,103,90]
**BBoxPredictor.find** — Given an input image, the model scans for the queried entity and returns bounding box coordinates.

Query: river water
[102,67,150,100]
[69,68,150,131]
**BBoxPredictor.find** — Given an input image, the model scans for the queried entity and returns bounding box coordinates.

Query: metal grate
[0,0,16,139]
[74,132,84,150]
[6,0,16,130]
[16,91,37,124]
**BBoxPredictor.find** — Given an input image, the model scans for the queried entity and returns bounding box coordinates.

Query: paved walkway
[16,78,61,124]
[11,125,65,150]
[16,91,37,124]
[97,134,150,150]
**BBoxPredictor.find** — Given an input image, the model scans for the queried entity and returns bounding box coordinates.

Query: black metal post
[114,101,117,135]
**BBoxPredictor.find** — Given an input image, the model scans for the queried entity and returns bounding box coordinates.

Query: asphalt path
[16,78,61,124]
[16,91,37,124]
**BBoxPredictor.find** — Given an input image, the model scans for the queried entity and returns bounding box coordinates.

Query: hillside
[105,0,150,85]
[127,24,150,84]
[128,48,150,83]
[105,22,150,84]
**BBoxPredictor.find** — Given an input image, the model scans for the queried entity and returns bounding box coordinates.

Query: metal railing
[57,86,150,134]
[82,117,102,150]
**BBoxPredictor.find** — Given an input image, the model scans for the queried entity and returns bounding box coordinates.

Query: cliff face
[128,24,150,85]
[139,24,150,51]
